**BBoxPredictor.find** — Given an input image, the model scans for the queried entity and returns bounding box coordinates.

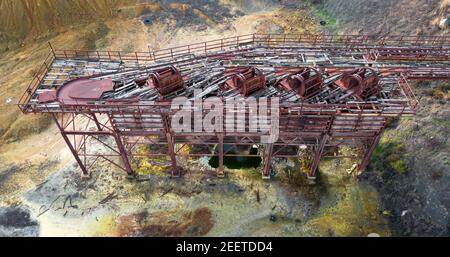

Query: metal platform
[18,34,450,179]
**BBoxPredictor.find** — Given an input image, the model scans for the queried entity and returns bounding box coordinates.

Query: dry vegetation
[322,0,449,35]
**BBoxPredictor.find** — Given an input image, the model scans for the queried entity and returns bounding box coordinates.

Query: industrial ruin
[18,34,450,180]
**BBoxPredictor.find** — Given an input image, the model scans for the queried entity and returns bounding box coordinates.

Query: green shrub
[430,82,450,100]
[390,160,408,175]
[432,88,445,100]
[385,117,400,129]
[309,1,338,32]
[83,22,110,50]
[370,139,409,175]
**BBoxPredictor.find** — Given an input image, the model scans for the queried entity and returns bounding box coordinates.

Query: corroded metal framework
[18,34,450,180]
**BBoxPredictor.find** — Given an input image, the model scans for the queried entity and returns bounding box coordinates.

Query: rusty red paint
[57,78,113,104]
[146,66,184,96]
[225,67,266,96]
[38,90,57,103]
[277,67,323,99]
[335,68,381,100]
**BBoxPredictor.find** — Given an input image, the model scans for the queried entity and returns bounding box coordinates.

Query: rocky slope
[322,0,449,35]
[0,0,285,52]
[317,0,450,236]
[0,0,137,51]
[360,84,450,236]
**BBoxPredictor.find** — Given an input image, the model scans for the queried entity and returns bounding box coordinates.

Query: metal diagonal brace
[107,114,134,176]
[161,113,179,177]
[52,113,89,176]
[308,133,330,180]
[165,132,179,177]
[358,132,383,173]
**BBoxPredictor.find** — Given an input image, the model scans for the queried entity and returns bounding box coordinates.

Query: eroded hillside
[321,0,449,35]
[0,0,136,51]
[0,0,287,52]
[312,0,450,236]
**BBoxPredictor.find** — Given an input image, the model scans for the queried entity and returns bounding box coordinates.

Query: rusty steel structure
[18,34,450,180]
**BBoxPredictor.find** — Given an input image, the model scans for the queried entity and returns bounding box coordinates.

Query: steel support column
[358,132,383,173]
[112,134,134,176]
[107,114,134,176]
[165,132,179,177]
[161,114,179,177]
[91,113,103,131]
[217,133,225,177]
[308,133,329,179]
[262,143,274,179]
[52,113,89,175]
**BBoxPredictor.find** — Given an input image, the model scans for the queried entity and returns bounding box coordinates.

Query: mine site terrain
[0,0,449,237]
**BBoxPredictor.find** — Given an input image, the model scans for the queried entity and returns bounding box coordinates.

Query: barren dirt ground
[0,1,394,236]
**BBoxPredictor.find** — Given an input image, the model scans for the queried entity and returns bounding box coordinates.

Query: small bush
[309,1,338,32]
[385,117,400,129]
[299,155,313,173]
[432,88,445,100]
[430,82,450,100]
[133,145,170,175]
[83,22,110,50]
[370,139,409,175]
[390,159,408,175]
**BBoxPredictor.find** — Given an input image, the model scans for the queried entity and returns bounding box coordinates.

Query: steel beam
[262,143,274,179]
[358,132,383,173]
[52,113,89,175]
[165,132,179,177]
[217,133,225,177]
[308,133,329,179]
[161,113,179,177]
[107,114,134,176]
[91,113,103,131]
[112,134,134,176]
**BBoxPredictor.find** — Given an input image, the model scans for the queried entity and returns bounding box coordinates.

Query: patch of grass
[432,88,445,100]
[122,44,135,54]
[421,81,450,100]
[431,117,450,129]
[1,114,53,143]
[303,182,390,236]
[299,155,312,174]
[83,22,110,50]
[370,139,409,175]
[309,1,338,33]
[276,157,312,186]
